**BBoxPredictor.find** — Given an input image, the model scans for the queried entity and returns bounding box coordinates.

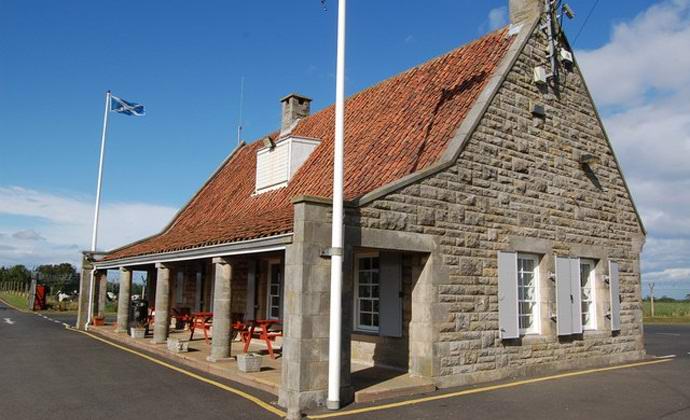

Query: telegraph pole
[649,282,656,317]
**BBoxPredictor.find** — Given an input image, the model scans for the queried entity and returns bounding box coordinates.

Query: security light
[579,154,600,166]
[562,4,575,19]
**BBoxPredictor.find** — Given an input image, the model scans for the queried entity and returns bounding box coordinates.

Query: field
[0,291,117,313]
[643,301,690,323]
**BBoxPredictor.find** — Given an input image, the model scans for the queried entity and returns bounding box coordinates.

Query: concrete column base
[326,400,340,410]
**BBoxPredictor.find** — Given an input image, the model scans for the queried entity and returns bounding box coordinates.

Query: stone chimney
[509,0,543,24]
[281,93,312,132]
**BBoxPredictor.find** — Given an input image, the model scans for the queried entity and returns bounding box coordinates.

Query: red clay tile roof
[105,27,515,261]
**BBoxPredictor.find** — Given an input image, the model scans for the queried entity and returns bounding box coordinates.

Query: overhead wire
[573,0,601,45]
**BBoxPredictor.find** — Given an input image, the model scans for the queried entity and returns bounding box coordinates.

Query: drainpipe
[327,0,347,411]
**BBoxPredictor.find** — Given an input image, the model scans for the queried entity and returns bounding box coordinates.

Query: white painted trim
[517,253,541,336]
[353,251,381,334]
[94,234,292,270]
[265,259,282,320]
[580,258,597,331]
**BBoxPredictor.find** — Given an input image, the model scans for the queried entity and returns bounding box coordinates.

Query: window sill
[353,329,380,337]
[583,330,610,339]
[519,334,552,345]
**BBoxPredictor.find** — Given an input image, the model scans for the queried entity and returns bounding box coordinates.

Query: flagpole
[87,90,111,328]
[327,0,346,411]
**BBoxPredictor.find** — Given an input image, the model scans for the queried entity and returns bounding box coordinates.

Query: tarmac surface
[1,300,689,419]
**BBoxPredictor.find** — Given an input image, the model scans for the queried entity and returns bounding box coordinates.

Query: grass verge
[0,292,29,310]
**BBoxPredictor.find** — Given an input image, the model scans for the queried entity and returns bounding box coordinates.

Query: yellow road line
[66,327,286,418]
[308,358,673,419]
[10,299,671,419]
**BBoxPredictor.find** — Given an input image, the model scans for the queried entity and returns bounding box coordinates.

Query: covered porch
[83,214,440,408]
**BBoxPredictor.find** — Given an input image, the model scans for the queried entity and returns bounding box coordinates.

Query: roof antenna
[237,76,245,145]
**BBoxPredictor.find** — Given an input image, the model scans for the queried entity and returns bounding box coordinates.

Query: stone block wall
[351,23,645,386]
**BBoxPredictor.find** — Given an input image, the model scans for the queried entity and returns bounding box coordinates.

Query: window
[517,254,540,335]
[266,261,282,320]
[355,254,380,332]
[580,259,597,330]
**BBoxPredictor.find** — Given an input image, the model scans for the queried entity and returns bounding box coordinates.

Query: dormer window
[255,136,320,194]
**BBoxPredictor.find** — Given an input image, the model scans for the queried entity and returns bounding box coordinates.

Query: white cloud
[0,186,177,267]
[577,0,690,107]
[488,6,508,31]
[646,268,690,281]
[577,1,690,298]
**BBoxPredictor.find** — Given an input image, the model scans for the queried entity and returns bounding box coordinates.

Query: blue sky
[1,0,689,298]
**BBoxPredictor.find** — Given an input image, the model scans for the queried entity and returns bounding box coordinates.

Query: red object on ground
[33,285,46,311]
[189,312,214,344]
[241,319,283,359]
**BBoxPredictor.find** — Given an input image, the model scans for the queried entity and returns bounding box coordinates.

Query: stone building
[78,0,646,412]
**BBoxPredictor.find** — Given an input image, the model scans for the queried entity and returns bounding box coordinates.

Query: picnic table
[189,312,214,343]
[239,319,283,359]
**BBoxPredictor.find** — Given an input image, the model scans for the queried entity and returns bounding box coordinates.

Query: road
[0,301,276,420]
[1,300,689,420]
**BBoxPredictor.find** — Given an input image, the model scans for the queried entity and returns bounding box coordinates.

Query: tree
[1,265,31,284]
[36,263,78,293]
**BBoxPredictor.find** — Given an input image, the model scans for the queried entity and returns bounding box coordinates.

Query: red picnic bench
[239,319,283,359]
[188,311,214,343]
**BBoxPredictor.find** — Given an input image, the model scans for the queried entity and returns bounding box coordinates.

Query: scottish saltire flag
[110,95,145,116]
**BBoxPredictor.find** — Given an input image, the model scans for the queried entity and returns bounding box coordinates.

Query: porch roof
[103,26,516,263]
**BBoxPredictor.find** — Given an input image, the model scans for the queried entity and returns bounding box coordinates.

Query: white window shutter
[570,257,583,334]
[498,251,519,339]
[379,252,403,337]
[556,256,573,336]
[609,261,621,331]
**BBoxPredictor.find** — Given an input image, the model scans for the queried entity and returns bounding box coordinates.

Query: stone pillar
[146,268,156,307]
[409,253,442,378]
[116,267,132,333]
[76,254,95,330]
[153,263,171,344]
[96,270,108,319]
[208,257,233,362]
[279,197,353,412]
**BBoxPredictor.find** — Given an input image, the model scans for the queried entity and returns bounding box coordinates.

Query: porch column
[96,270,108,319]
[76,254,94,330]
[115,267,132,333]
[208,257,233,362]
[146,268,156,307]
[153,263,171,344]
[279,197,353,412]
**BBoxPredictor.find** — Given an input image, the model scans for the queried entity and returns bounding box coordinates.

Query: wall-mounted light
[562,4,575,20]
[579,153,600,166]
